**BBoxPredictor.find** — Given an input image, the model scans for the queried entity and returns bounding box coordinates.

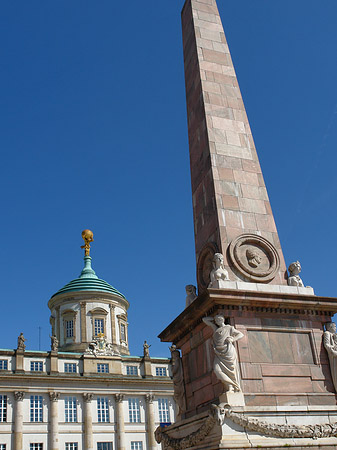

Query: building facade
[0,233,174,450]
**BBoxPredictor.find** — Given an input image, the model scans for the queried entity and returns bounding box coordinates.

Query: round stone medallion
[228,234,279,282]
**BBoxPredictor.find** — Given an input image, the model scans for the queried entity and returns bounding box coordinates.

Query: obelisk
[156,1,337,449]
[182,0,287,288]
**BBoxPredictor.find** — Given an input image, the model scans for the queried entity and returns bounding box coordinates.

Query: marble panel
[263,376,313,393]
[248,330,272,363]
[290,332,314,364]
[269,331,294,364]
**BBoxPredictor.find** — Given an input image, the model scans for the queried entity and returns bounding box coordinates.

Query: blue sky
[1,1,337,357]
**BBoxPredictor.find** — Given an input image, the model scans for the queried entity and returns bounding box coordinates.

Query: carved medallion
[196,243,219,290]
[228,234,279,282]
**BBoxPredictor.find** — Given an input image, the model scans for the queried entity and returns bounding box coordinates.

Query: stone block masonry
[182,0,288,285]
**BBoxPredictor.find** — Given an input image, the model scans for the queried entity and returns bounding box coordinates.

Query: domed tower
[48,230,129,354]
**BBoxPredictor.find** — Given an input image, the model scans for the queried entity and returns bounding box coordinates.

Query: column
[145,394,157,450]
[114,394,125,450]
[109,304,116,345]
[80,302,87,343]
[14,391,24,450]
[83,393,93,450]
[49,392,60,450]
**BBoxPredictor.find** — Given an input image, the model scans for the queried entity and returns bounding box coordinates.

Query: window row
[0,359,169,377]
[20,443,140,450]
[1,442,143,450]
[0,395,171,424]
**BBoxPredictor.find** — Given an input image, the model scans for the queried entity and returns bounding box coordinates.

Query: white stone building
[0,241,174,450]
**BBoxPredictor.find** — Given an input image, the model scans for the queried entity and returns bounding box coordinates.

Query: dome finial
[81,229,94,256]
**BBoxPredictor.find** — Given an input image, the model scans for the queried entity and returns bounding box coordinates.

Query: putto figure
[202,314,243,392]
[208,253,229,288]
[185,284,197,308]
[323,322,337,392]
[287,261,304,287]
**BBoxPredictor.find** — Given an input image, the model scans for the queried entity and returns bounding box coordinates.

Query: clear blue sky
[1,1,336,357]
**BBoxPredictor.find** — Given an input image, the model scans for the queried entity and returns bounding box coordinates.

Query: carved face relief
[246,248,262,268]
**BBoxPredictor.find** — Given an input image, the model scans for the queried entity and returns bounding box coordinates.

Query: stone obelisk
[156,1,337,449]
[182,0,287,288]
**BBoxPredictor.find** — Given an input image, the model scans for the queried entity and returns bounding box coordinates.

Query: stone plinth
[157,288,337,448]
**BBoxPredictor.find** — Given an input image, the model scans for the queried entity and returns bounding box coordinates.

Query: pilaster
[83,393,93,450]
[114,394,126,450]
[145,394,157,450]
[49,392,60,450]
[14,391,24,450]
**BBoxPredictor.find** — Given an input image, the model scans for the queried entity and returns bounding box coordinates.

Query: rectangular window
[65,444,78,450]
[0,361,8,370]
[97,363,109,373]
[120,323,126,342]
[97,443,112,450]
[126,366,138,376]
[30,445,43,450]
[64,363,77,373]
[128,398,140,423]
[158,398,170,423]
[65,397,77,422]
[30,395,43,422]
[30,361,43,371]
[131,442,143,450]
[97,397,109,423]
[94,318,104,336]
[66,320,74,338]
[0,445,6,450]
[0,396,7,422]
[155,367,167,377]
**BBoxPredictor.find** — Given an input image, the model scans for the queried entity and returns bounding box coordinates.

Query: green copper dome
[52,256,126,299]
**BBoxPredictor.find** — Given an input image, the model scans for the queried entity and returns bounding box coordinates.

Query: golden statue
[81,229,94,256]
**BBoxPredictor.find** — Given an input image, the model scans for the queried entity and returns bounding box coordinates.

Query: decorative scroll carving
[14,392,24,401]
[155,414,216,449]
[323,321,337,392]
[49,392,60,402]
[114,394,124,403]
[170,345,186,417]
[83,393,93,403]
[213,404,337,439]
[202,314,243,392]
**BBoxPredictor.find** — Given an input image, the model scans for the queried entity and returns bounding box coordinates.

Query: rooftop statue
[81,229,94,256]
